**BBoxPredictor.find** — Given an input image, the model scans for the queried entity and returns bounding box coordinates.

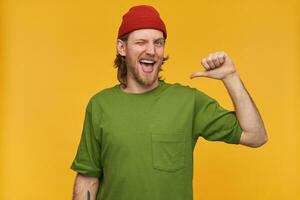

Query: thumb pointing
[190,70,208,79]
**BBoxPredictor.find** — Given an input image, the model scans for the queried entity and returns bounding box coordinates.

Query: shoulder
[165,81,209,97]
[86,84,119,109]
[166,81,217,104]
[165,81,195,94]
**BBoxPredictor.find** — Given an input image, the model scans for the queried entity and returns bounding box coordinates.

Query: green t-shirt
[71,80,242,200]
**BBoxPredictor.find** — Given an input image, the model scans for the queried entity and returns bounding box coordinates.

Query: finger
[218,52,226,64]
[201,58,210,70]
[190,70,209,79]
[212,53,220,67]
[207,54,216,69]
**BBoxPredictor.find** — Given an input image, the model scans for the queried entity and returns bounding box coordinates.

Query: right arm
[72,173,100,200]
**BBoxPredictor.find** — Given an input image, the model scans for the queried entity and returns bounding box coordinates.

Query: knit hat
[117,5,167,39]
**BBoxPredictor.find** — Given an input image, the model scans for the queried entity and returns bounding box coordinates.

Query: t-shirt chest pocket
[151,132,186,172]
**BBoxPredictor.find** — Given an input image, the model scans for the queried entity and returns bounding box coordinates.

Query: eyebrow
[154,38,165,42]
[134,38,165,42]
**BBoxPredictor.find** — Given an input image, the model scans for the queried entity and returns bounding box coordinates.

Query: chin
[139,74,158,86]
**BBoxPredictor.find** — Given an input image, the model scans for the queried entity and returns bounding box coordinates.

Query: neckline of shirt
[115,80,166,97]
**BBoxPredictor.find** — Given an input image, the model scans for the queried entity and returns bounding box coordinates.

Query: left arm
[190,51,268,148]
[222,72,268,147]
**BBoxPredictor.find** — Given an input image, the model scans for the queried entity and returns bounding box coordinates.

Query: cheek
[156,48,164,58]
[128,49,143,60]
[126,52,138,64]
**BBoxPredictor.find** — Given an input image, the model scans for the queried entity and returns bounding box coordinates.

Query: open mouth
[139,59,156,73]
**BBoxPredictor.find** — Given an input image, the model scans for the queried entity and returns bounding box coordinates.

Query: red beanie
[117,5,167,39]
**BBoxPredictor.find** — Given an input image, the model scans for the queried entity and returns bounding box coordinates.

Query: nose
[145,43,155,56]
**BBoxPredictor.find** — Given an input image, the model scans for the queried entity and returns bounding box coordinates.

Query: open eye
[154,40,165,47]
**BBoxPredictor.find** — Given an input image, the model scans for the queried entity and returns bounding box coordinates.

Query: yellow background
[1,0,299,199]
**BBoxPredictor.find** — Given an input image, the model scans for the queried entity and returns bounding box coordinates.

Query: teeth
[140,59,155,64]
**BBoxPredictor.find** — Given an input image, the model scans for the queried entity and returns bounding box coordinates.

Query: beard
[127,62,162,87]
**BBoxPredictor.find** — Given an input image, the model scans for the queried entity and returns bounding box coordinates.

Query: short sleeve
[70,98,103,177]
[192,88,242,144]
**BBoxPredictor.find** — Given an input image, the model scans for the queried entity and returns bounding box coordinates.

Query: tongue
[141,63,154,73]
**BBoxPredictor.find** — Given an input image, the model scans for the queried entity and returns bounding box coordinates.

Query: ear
[117,39,126,56]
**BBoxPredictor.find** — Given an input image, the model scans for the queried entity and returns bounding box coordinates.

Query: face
[117,29,165,87]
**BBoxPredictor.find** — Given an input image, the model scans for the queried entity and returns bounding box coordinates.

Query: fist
[190,51,237,80]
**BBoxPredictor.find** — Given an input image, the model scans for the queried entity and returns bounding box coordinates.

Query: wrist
[222,72,240,84]
[222,72,245,99]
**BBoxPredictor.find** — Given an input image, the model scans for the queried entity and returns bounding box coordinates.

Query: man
[71,5,268,200]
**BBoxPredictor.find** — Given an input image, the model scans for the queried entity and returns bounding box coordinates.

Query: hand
[190,51,237,80]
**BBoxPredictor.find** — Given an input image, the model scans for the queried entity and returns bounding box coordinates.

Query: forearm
[73,174,99,200]
[222,72,268,144]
